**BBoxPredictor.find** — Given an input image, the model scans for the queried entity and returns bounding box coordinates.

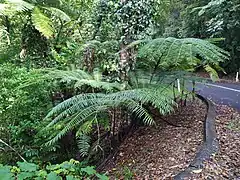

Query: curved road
[194,82,240,111]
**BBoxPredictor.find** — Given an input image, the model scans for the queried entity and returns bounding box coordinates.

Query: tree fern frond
[45,93,105,121]
[76,120,94,137]
[44,7,71,22]
[111,87,176,114]
[7,0,34,12]
[45,104,111,146]
[45,99,155,146]
[31,7,54,38]
[77,134,91,157]
[74,79,124,91]
[46,86,175,123]
[204,65,219,82]
[0,4,8,15]
[21,68,125,93]
[48,69,92,81]
[125,100,155,125]
[0,27,10,45]
[45,69,125,91]
[137,37,229,72]
[44,83,176,146]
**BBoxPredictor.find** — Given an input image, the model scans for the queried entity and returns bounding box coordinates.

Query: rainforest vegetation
[0,0,239,179]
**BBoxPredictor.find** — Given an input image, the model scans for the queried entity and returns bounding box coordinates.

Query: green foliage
[0,0,232,171]
[0,159,108,179]
[4,0,34,13]
[0,64,53,163]
[0,0,75,68]
[43,83,175,147]
[136,37,229,73]
[31,7,54,38]
[171,0,240,72]
[26,35,229,159]
[123,166,134,180]
[78,40,120,73]
[196,0,240,71]
[77,134,91,157]
[0,0,71,39]
[43,69,125,92]
[90,0,171,41]
[227,115,240,132]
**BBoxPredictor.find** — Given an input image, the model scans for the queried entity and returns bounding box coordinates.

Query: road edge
[174,94,219,179]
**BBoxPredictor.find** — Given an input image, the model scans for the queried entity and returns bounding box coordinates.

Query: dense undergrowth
[0,0,239,179]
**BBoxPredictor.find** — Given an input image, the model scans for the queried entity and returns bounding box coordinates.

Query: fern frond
[204,65,219,82]
[44,7,71,22]
[31,7,54,38]
[0,4,8,15]
[77,134,91,157]
[44,84,176,146]
[74,80,123,91]
[21,68,125,93]
[45,104,112,146]
[0,0,33,16]
[45,94,106,126]
[196,0,226,16]
[76,120,94,136]
[45,69,124,91]
[46,69,92,81]
[125,100,155,125]
[7,0,34,12]
[0,27,10,45]
[137,37,229,72]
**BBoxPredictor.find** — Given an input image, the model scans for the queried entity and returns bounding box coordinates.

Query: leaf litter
[191,105,240,180]
[103,99,207,179]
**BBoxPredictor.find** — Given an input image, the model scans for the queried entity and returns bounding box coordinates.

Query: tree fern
[39,37,229,151]
[44,85,175,146]
[46,69,125,91]
[21,68,125,92]
[125,37,229,74]
[137,37,229,72]
[40,70,179,148]
[0,0,71,39]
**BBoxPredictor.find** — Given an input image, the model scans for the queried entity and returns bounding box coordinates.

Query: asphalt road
[194,82,240,111]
